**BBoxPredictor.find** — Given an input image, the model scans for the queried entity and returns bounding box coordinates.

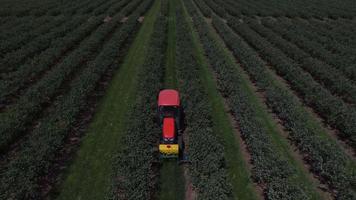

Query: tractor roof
[158,89,180,106]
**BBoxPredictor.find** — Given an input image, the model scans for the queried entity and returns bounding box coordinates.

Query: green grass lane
[164,0,178,89]
[158,0,185,199]
[56,1,161,199]
[180,1,259,199]
[158,161,185,200]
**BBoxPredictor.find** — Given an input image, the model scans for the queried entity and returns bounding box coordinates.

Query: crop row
[109,5,165,199]
[0,0,62,17]
[186,1,317,199]
[0,0,136,73]
[0,0,147,154]
[0,0,136,104]
[0,15,103,104]
[287,19,354,57]
[0,6,146,199]
[193,0,212,17]
[243,18,356,104]
[261,19,356,83]
[287,18,356,59]
[213,15,355,199]
[208,0,356,18]
[0,16,86,73]
[176,3,232,199]
[0,0,96,17]
[227,18,356,148]
[0,16,63,54]
[0,16,52,43]
[297,19,355,46]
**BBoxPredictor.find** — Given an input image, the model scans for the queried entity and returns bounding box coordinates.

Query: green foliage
[109,9,166,200]
[185,1,315,199]
[228,17,356,149]
[203,0,356,18]
[0,2,151,197]
[175,3,232,199]
[245,18,356,104]
[212,15,356,199]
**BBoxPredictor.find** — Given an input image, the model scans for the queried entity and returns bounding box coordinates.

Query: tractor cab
[157,89,184,159]
[157,89,183,131]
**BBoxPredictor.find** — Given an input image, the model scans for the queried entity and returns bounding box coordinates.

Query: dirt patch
[120,16,128,23]
[183,166,196,200]
[205,17,212,24]
[103,16,112,23]
[138,16,145,23]
[182,125,197,200]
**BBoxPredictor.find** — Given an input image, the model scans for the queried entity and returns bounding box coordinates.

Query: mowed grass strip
[56,1,161,199]
[180,1,258,199]
[158,0,185,199]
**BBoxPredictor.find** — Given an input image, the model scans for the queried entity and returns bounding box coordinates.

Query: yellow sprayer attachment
[159,144,179,157]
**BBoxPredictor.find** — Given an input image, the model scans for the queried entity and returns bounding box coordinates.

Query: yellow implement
[159,144,179,156]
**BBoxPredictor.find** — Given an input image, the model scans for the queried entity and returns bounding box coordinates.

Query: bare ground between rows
[181,127,196,200]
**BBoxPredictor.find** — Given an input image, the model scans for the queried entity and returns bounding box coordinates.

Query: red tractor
[157,89,185,159]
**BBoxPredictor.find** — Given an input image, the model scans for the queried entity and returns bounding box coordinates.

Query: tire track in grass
[56,1,160,199]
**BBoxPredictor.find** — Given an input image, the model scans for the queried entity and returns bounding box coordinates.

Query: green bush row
[185,1,313,199]
[109,7,166,200]
[228,18,356,149]
[0,16,103,101]
[290,18,355,57]
[209,0,356,18]
[0,13,122,153]
[0,0,140,104]
[262,18,356,84]
[245,18,356,104]
[0,16,55,54]
[176,3,232,199]
[0,16,85,73]
[193,0,212,17]
[0,11,142,200]
[213,15,355,199]
[0,0,150,153]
